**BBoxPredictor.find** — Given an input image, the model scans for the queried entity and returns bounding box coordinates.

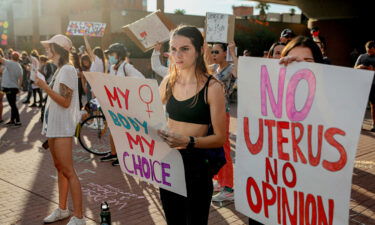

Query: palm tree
[289,8,296,16]
[255,2,270,20]
[174,9,186,15]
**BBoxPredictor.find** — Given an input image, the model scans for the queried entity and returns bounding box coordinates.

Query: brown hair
[50,43,70,68]
[162,25,209,105]
[281,36,323,63]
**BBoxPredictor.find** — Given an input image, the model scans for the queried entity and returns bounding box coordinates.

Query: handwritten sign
[205,12,235,43]
[234,57,374,225]
[123,11,175,52]
[66,21,106,37]
[84,72,187,197]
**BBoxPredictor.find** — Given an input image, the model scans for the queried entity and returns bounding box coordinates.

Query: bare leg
[110,134,117,155]
[51,137,83,218]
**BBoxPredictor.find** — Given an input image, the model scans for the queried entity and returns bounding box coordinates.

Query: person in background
[158,25,226,225]
[151,42,168,78]
[20,51,31,92]
[267,42,286,59]
[355,40,375,132]
[0,51,23,127]
[279,28,295,44]
[29,50,43,107]
[36,34,85,225]
[207,41,237,202]
[79,54,92,102]
[243,49,251,56]
[100,43,145,166]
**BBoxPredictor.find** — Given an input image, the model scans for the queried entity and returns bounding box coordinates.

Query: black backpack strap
[122,62,127,77]
[204,75,213,103]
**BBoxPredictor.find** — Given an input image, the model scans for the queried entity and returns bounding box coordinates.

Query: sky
[147,0,301,16]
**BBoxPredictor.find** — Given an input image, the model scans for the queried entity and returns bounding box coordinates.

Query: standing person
[71,51,84,109]
[30,51,43,107]
[151,42,168,78]
[208,41,237,202]
[35,34,86,225]
[20,51,31,92]
[243,49,251,56]
[355,40,375,132]
[0,51,23,127]
[79,54,92,102]
[158,25,226,225]
[279,28,295,44]
[100,43,145,166]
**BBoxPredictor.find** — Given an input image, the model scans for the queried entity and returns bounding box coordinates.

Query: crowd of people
[0,22,374,225]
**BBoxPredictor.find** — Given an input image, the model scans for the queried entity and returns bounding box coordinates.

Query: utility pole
[157,0,164,12]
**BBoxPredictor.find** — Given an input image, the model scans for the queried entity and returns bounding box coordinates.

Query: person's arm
[83,35,95,62]
[228,41,238,78]
[204,42,214,65]
[151,43,168,77]
[125,63,145,78]
[158,80,226,149]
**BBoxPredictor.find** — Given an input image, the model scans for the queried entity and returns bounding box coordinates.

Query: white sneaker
[43,208,70,223]
[212,189,234,202]
[213,180,222,192]
[67,216,86,225]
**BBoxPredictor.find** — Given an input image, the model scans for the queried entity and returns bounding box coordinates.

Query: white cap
[41,34,73,52]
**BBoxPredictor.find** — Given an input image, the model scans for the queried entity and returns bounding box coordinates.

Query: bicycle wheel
[78,115,111,156]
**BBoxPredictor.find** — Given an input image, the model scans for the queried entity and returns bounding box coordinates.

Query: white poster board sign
[84,72,187,196]
[123,11,175,52]
[234,57,374,225]
[205,12,234,43]
[66,21,106,37]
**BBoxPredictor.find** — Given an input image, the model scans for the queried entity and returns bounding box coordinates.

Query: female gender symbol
[138,84,154,118]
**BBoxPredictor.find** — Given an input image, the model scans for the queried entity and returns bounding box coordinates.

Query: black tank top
[166,76,212,124]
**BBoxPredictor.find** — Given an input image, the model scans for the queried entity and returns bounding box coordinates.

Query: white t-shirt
[109,61,145,78]
[30,56,40,89]
[42,64,80,138]
[90,55,105,73]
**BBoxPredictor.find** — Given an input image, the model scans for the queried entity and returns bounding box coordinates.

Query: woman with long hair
[158,25,226,225]
[35,34,85,225]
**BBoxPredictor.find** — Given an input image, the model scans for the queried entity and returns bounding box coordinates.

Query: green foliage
[174,9,186,15]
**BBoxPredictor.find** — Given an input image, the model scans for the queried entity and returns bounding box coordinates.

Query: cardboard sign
[234,57,374,225]
[84,72,187,197]
[122,11,175,52]
[66,21,106,37]
[205,12,235,43]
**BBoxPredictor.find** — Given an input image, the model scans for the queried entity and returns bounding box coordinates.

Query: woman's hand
[279,55,302,66]
[228,41,236,57]
[158,129,189,149]
[34,76,48,90]
[154,42,162,52]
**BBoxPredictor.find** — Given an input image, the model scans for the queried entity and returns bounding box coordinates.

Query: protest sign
[84,72,187,196]
[0,21,9,45]
[234,57,374,225]
[205,12,235,43]
[122,11,175,52]
[66,21,106,37]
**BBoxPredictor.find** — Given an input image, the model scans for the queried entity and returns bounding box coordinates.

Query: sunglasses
[211,50,220,54]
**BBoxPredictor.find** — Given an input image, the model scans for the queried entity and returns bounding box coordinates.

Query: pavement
[0,93,374,225]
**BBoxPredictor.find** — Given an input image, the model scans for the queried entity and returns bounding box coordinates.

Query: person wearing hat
[35,34,86,225]
[100,42,145,166]
[279,28,295,44]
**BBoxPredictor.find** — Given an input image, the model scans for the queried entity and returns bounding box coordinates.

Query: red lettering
[308,125,324,166]
[105,85,122,108]
[305,194,317,225]
[291,122,307,164]
[323,128,347,172]
[246,177,262,214]
[141,136,155,156]
[265,119,276,157]
[116,87,130,110]
[244,117,264,155]
[277,121,290,161]
[282,188,297,225]
[265,158,278,185]
[262,182,276,218]
[299,192,305,225]
[126,132,145,153]
[317,196,334,225]
[282,162,297,188]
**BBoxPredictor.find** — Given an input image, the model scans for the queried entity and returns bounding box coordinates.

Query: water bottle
[100,202,111,225]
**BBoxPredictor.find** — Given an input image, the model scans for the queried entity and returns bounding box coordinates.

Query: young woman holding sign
[35,34,85,225]
[247,35,324,225]
[158,25,226,225]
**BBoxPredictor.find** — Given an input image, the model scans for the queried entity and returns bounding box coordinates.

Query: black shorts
[370,84,375,104]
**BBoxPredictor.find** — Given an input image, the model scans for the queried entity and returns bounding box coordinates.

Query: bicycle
[75,99,111,156]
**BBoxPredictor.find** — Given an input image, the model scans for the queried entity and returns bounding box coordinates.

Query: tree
[174,9,186,15]
[289,8,296,16]
[255,2,270,20]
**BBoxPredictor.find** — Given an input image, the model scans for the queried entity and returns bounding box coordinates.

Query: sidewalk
[0,95,374,225]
